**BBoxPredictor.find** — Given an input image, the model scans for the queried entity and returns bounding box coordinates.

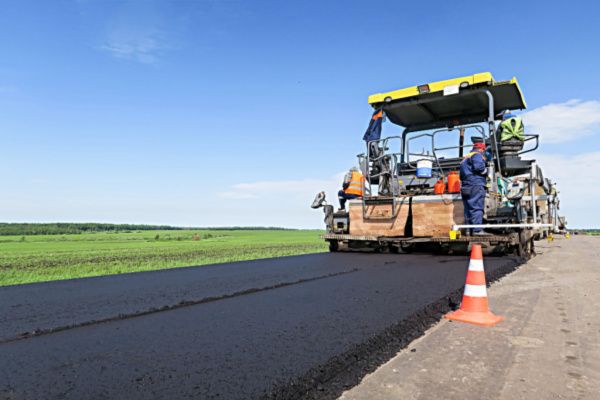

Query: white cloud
[218,191,259,200]
[216,173,346,228]
[101,29,166,64]
[218,176,343,199]
[522,99,600,143]
[536,151,600,228]
[522,99,600,227]
[94,0,171,64]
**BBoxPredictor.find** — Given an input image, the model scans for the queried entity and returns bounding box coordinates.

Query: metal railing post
[531,161,537,224]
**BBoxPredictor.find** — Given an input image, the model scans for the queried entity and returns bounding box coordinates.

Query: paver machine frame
[314,73,561,257]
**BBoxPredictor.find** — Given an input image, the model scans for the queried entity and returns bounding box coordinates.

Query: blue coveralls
[459,150,487,233]
[338,190,359,209]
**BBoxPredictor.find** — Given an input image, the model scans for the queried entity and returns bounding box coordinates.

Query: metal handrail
[404,132,433,169]
[361,196,399,221]
[361,136,403,220]
[517,134,539,155]
[402,125,488,188]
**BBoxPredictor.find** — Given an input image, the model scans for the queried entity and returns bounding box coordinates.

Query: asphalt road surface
[0,252,521,400]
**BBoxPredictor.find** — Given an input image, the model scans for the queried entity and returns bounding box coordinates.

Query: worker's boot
[473,230,492,237]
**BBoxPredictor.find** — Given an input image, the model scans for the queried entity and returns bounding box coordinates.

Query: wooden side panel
[412,200,465,237]
[349,199,409,237]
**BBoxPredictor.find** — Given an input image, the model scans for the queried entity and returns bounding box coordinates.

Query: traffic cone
[444,244,503,327]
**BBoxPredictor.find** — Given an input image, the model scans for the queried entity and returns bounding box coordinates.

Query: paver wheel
[517,235,535,260]
[433,244,450,255]
[400,243,414,253]
[389,244,401,254]
[328,240,339,252]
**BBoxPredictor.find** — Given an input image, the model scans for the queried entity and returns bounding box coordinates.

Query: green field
[0,230,327,286]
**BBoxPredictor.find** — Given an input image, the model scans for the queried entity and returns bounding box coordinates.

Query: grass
[0,229,327,286]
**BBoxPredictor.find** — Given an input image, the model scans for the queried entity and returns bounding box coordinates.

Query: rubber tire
[328,240,339,252]
[400,243,414,253]
[517,238,534,260]
[433,244,450,255]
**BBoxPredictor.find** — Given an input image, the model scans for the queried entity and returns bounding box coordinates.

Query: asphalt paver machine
[313,73,563,257]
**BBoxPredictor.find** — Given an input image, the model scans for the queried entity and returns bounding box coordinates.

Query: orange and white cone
[444,244,503,327]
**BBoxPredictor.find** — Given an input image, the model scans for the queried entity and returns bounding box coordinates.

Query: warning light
[417,84,430,94]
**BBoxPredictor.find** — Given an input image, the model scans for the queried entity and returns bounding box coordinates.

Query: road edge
[262,256,524,400]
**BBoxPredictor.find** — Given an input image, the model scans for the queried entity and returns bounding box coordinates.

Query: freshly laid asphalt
[0,252,521,400]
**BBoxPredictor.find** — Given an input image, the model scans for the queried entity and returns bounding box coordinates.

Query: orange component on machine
[344,171,365,196]
[447,171,461,193]
[434,179,446,194]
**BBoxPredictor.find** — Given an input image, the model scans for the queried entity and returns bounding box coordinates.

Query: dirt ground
[340,235,600,400]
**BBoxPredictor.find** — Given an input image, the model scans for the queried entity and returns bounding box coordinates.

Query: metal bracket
[361,196,398,221]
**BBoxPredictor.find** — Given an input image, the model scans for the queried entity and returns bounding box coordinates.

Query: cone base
[444,309,504,327]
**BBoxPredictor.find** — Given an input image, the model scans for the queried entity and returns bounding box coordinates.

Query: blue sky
[1,0,600,228]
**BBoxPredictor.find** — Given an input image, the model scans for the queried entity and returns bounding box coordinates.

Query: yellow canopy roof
[368,72,527,129]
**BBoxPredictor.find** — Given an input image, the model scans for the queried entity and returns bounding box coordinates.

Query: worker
[460,138,491,236]
[338,167,365,210]
[497,113,525,142]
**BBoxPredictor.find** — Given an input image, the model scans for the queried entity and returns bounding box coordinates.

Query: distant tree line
[0,223,183,236]
[0,223,294,236]
[577,229,600,235]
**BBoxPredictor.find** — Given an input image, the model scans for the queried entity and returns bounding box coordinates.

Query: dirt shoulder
[340,235,600,400]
